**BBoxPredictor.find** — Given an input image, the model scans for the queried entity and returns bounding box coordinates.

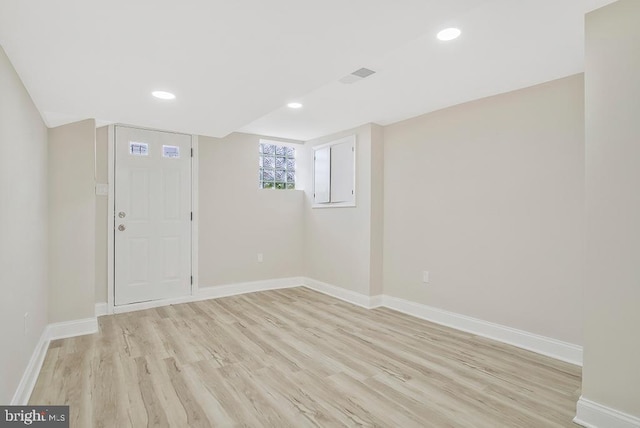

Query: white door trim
[106,124,199,314]
[107,125,115,314]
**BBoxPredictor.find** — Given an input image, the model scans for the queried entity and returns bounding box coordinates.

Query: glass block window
[259,141,295,189]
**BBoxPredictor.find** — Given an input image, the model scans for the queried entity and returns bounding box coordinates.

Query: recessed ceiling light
[437,28,461,41]
[152,90,176,100]
[287,102,303,109]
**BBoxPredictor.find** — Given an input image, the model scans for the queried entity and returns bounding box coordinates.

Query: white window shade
[330,140,354,203]
[314,147,331,203]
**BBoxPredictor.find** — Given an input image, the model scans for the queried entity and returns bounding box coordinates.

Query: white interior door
[114,126,192,305]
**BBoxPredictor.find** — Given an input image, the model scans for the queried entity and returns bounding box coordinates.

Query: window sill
[312,202,356,209]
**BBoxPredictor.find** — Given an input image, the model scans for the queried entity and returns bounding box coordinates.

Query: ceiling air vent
[339,67,376,84]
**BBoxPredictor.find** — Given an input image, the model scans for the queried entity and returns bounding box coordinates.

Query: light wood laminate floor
[30,287,582,427]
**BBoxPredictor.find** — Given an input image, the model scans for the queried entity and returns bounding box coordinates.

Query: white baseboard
[11,329,50,405]
[112,277,304,314]
[369,294,384,308]
[298,279,581,365]
[12,317,99,405]
[381,295,583,366]
[95,302,108,317]
[574,396,640,428]
[48,317,99,340]
[198,277,304,300]
[302,277,380,309]
[300,278,582,365]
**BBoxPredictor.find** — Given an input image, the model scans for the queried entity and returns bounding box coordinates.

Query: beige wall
[198,133,305,286]
[95,126,108,303]
[0,46,49,404]
[383,74,585,345]
[302,123,383,296]
[48,119,96,322]
[583,0,640,417]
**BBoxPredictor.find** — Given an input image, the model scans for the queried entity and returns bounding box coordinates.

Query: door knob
[118,224,126,231]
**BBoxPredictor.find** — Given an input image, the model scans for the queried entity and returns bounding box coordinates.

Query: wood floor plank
[252,364,344,427]
[190,360,266,427]
[29,287,582,427]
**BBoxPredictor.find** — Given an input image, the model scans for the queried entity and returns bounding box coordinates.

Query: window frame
[312,135,356,208]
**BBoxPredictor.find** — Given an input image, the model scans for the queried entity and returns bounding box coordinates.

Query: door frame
[106,124,199,314]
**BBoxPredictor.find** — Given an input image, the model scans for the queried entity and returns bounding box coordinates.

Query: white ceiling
[0,0,616,141]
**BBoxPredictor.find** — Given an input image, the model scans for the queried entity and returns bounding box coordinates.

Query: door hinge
[190,211,193,221]
[352,189,354,195]
[190,276,193,285]
[191,148,193,157]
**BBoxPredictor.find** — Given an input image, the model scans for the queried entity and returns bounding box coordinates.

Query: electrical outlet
[95,183,109,196]
[257,253,263,263]
[422,271,429,283]
[24,312,29,335]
